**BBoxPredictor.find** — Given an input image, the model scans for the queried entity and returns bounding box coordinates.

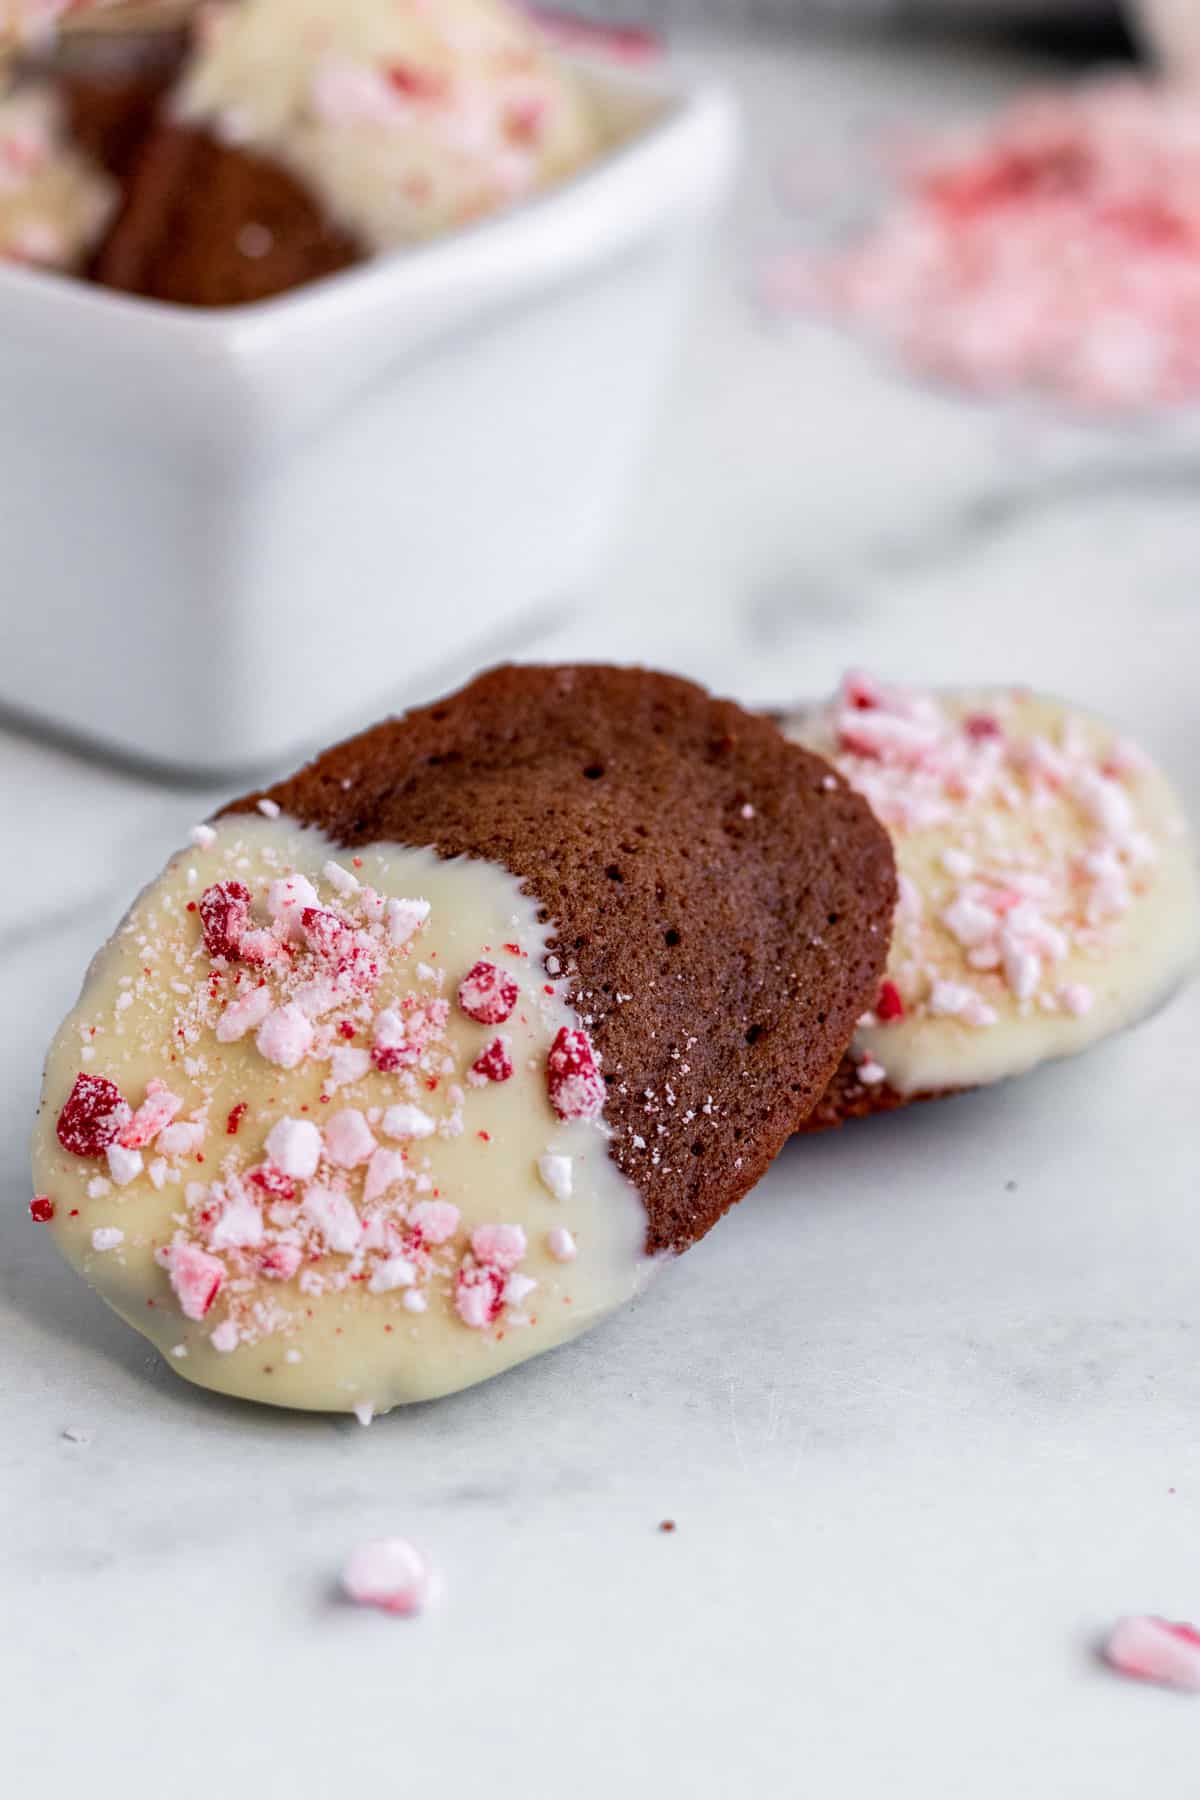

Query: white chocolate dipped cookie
[174,0,605,250]
[30,665,896,1410]
[785,674,1199,1126]
[32,818,652,1412]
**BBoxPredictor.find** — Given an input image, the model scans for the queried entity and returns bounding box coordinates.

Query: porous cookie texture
[786,674,1199,1129]
[31,666,894,1411]
[91,121,362,305]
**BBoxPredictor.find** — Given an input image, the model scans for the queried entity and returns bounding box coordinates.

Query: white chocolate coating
[788,679,1199,1096]
[0,79,115,267]
[174,0,604,250]
[31,817,653,1411]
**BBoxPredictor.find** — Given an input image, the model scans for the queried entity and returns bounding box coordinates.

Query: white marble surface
[5,26,1200,1798]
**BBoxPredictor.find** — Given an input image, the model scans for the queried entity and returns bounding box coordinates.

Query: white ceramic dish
[1130,0,1200,78]
[0,60,737,774]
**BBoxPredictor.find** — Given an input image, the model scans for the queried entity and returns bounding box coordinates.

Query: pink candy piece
[266,873,319,939]
[458,960,519,1024]
[210,1319,240,1354]
[157,1118,206,1158]
[407,1199,460,1246]
[371,1007,417,1073]
[323,1108,377,1169]
[469,1036,514,1086]
[164,1241,225,1321]
[546,1027,605,1122]
[1059,982,1095,1017]
[470,1222,527,1268]
[256,1003,314,1069]
[455,1261,506,1329]
[118,1079,183,1150]
[302,1185,362,1256]
[215,983,273,1045]
[1105,1617,1200,1693]
[264,1116,322,1180]
[546,1225,577,1263]
[362,1147,408,1205]
[259,1242,303,1282]
[198,881,252,961]
[301,906,353,963]
[341,1538,433,1617]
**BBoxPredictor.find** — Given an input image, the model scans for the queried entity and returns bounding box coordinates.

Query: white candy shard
[382,1103,435,1141]
[342,1538,432,1617]
[265,1117,323,1180]
[106,1144,143,1187]
[537,1153,573,1202]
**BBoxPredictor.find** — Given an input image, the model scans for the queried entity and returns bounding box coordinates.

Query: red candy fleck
[338,1021,357,1040]
[226,1102,248,1136]
[198,881,252,961]
[247,1164,297,1202]
[386,62,449,101]
[546,1027,605,1122]
[506,95,547,145]
[876,980,905,1023]
[470,1037,514,1086]
[56,1073,132,1158]
[458,960,519,1025]
[844,671,882,711]
[30,1196,55,1222]
[964,713,1003,741]
[372,1044,418,1074]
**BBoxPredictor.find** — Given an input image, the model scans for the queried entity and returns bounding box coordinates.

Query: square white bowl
[0,59,737,774]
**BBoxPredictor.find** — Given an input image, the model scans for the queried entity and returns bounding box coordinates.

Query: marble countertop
[5,26,1200,1798]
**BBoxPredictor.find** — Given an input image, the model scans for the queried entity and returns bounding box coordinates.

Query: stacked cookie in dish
[28,663,1198,1413]
[0,0,608,301]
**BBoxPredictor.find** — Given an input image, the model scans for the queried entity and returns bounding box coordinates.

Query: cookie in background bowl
[31,665,895,1412]
[784,674,1199,1130]
[90,0,609,306]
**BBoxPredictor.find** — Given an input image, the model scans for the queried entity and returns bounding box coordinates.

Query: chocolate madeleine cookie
[91,120,362,305]
[785,673,1199,1130]
[31,665,895,1412]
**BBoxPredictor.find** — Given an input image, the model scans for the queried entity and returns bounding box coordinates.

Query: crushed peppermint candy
[793,673,1176,1038]
[341,1537,433,1617]
[457,959,519,1024]
[41,824,624,1374]
[1105,1616,1200,1693]
[56,1073,131,1157]
[546,1027,605,1122]
[762,78,1200,414]
[546,1225,577,1262]
[469,1036,514,1086]
[537,1152,573,1201]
